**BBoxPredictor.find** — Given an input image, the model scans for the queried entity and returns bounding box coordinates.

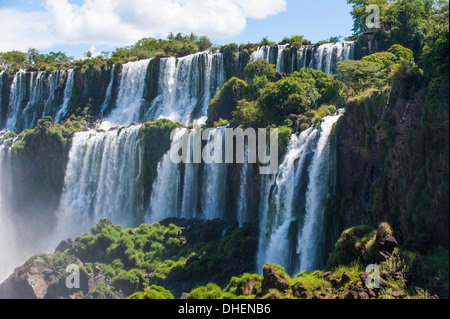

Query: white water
[6,70,26,131]
[55,69,75,123]
[0,71,4,125]
[55,125,142,239]
[237,143,250,226]
[147,51,225,125]
[257,112,342,274]
[42,70,63,117]
[22,71,46,129]
[297,114,342,271]
[200,127,227,220]
[100,65,116,116]
[299,41,356,74]
[0,139,20,281]
[146,128,186,224]
[104,59,151,128]
[250,46,271,63]
[276,44,288,73]
[146,126,228,223]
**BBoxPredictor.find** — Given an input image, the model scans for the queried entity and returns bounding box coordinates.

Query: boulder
[0,257,60,299]
[341,272,351,285]
[261,264,290,293]
[344,284,370,299]
[292,282,308,299]
[54,238,73,254]
[391,291,406,299]
[238,277,258,296]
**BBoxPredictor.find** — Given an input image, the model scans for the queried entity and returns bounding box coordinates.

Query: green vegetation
[243,60,276,84]
[230,65,344,129]
[111,33,212,62]
[129,285,174,299]
[31,218,258,298]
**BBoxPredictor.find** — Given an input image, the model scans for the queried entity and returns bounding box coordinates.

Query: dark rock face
[331,82,448,249]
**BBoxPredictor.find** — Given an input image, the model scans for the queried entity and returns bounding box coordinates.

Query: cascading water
[275,44,288,73]
[104,59,151,127]
[0,136,21,281]
[55,125,143,239]
[0,71,4,125]
[146,128,186,224]
[42,70,64,118]
[5,69,67,131]
[145,126,227,223]
[200,127,227,220]
[250,46,272,63]
[0,40,353,285]
[146,51,225,125]
[299,41,356,74]
[55,69,75,123]
[257,112,342,274]
[237,143,250,226]
[6,70,26,131]
[297,113,343,272]
[100,65,116,116]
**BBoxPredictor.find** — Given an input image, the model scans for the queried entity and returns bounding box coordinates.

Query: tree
[0,50,28,69]
[27,48,41,65]
[337,59,388,93]
[243,60,276,84]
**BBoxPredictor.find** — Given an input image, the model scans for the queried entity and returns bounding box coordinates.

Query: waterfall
[146,128,186,224]
[100,65,116,116]
[22,71,46,129]
[104,59,151,127]
[250,44,296,74]
[180,132,200,220]
[257,112,342,274]
[250,46,271,63]
[42,70,63,118]
[299,42,356,74]
[146,51,225,125]
[0,71,5,126]
[145,126,228,223]
[200,127,227,220]
[6,70,26,131]
[0,136,21,281]
[297,113,342,271]
[5,69,67,131]
[237,143,250,226]
[276,44,288,73]
[55,125,142,239]
[55,69,75,123]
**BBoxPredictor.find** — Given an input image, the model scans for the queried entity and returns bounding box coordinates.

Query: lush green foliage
[337,44,419,94]
[208,77,248,123]
[231,67,344,128]
[243,60,276,84]
[0,49,73,71]
[111,33,212,62]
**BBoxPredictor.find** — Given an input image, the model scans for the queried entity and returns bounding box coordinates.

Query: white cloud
[0,8,55,51]
[0,0,287,52]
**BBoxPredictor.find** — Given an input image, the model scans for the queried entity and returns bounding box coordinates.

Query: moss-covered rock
[207,77,247,123]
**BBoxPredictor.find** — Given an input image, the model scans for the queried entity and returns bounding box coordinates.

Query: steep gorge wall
[330,73,449,249]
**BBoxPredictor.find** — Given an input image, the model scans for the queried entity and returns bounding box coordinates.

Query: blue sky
[0,0,354,59]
